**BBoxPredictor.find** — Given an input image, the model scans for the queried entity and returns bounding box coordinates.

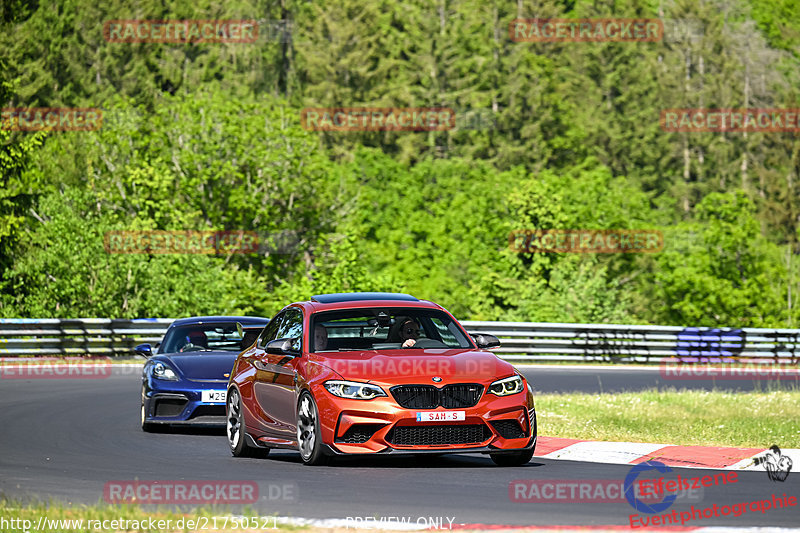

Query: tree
[651,191,788,326]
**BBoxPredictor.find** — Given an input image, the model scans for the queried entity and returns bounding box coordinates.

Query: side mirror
[266,337,300,356]
[471,333,501,349]
[134,343,153,357]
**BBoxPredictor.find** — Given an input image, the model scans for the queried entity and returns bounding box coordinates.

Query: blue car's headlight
[488,375,524,396]
[324,380,386,400]
[152,362,178,381]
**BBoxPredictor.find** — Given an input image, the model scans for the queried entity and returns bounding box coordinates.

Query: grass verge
[536,387,800,448]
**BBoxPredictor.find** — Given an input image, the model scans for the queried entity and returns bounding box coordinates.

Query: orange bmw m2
[226,292,536,465]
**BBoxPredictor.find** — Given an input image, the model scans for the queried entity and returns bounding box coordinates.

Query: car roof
[310,292,419,304]
[169,316,270,327]
[301,293,443,313]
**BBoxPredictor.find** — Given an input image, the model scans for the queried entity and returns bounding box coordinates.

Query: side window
[431,317,458,345]
[276,308,303,351]
[257,313,284,348]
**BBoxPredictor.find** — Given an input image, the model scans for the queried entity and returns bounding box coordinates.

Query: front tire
[297,391,329,465]
[227,387,268,458]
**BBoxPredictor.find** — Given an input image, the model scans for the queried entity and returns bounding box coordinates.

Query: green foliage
[652,191,792,326]
[1,186,268,318]
[1,0,799,327]
[1,91,345,318]
[0,70,46,286]
[749,0,800,54]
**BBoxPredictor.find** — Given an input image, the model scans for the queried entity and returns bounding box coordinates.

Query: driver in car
[180,330,209,352]
[393,317,420,348]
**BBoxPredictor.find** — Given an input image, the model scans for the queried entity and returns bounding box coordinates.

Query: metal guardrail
[461,321,800,363]
[0,318,797,363]
[0,318,172,356]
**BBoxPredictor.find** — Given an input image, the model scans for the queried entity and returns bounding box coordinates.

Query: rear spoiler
[237,322,268,351]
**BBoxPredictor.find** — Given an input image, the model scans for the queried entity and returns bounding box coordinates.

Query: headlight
[324,380,386,400]
[152,362,178,381]
[488,375,524,396]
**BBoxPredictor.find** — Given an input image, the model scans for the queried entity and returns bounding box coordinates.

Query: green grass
[536,387,800,448]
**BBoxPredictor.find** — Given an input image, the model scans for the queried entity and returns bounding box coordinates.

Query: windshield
[310,308,473,352]
[161,323,246,353]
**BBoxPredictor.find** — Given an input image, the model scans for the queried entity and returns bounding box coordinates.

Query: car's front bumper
[323,435,536,456]
[317,389,536,455]
[143,381,228,426]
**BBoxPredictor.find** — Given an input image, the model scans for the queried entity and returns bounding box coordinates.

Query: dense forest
[1,0,799,327]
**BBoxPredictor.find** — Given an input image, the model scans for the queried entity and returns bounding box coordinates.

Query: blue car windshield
[161,324,245,353]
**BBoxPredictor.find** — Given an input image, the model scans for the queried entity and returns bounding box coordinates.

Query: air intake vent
[154,398,186,417]
[490,419,527,439]
[387,424,492,446]
[335,424,385,444]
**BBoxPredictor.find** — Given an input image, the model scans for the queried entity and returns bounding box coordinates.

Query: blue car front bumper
[143,380,228,426]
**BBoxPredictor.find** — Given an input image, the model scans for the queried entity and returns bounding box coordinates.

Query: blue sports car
[137,316,269,431]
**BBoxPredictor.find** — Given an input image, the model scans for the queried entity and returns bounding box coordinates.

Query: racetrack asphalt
[0,366,797,528]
